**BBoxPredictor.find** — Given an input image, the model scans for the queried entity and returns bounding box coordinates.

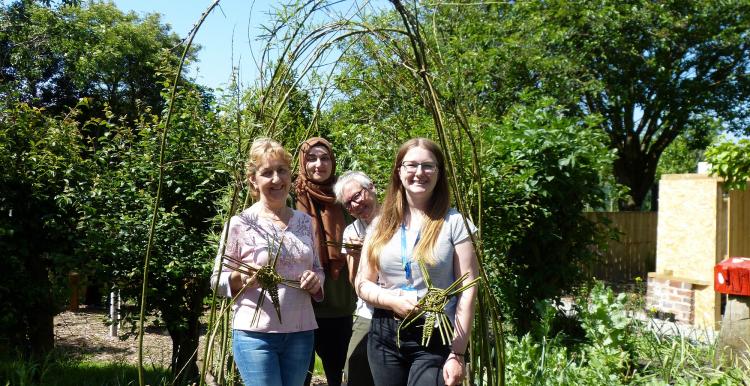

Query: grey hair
[334,171,375,203]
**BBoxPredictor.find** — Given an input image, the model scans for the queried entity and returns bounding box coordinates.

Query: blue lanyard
[400,223,420,281]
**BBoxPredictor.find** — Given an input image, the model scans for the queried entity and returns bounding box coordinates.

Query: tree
[77,82,229,384]
[502,0,750,210]
[0,98,91,358]
[0,0,188,124]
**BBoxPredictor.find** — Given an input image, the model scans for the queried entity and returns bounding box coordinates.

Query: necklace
[258,205,292,224]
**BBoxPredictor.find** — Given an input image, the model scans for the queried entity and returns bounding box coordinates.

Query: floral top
[212,205,324,333]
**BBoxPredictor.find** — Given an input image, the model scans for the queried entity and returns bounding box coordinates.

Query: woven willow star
[222,233,301,326]
[325,240,362,252]
[397,260,480,347]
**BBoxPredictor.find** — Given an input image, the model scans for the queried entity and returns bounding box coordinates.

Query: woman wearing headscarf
[295,137,356,386]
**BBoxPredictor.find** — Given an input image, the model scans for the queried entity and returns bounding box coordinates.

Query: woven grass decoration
[221,234,303,326]
[325,240,362,252]
[397,260,480,347]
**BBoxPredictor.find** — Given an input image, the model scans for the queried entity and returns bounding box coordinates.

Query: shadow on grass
[54,338,133,361]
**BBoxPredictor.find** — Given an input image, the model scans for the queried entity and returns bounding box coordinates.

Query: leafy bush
[75,85,229,384]
[705,138,750,191]
[577,282,636,382]
[0,99,92,358]
[505,284,634,385]
[481,97,616,334]
[505,282,750,384]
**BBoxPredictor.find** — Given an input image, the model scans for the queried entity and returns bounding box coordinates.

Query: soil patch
[54,308,328,385]
[55,308,172,367]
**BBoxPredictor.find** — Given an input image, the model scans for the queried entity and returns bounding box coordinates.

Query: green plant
[625,276,647,316]
[482,97,615,335]
[577,282,636,382]
[0,99,92,359]
[502,282,750,385]
[705,138,750,191]
[579,282,635,351]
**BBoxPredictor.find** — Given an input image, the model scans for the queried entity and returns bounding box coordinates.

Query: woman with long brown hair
[355,138,478,386]
[295,137,356,386]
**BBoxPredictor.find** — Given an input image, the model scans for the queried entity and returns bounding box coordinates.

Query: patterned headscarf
[294,137,347,279]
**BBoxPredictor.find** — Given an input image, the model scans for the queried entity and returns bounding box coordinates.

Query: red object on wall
[715,257,750,296]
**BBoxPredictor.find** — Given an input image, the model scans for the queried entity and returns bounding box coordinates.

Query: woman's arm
[354,245,417,317]
[210,219,260,298]
[344,235,364,287]
[305,219,325,301]
[443,238,479,386]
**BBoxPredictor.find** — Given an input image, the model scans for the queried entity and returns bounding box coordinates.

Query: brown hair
[246,137,292,198]
[366,138,450,268]
[294,137,347,279]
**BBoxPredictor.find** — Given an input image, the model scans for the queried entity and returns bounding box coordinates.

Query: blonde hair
[246,137,293,198]
[366,138,449,268]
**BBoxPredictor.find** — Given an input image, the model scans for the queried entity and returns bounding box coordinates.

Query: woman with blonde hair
[211,137,324,386]
[355,138,478,386]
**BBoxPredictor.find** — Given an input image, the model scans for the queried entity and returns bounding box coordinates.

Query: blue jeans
[233,329,314,386]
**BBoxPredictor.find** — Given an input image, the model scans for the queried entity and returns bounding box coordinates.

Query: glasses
[401,162,438,174]
[344,187,367,209]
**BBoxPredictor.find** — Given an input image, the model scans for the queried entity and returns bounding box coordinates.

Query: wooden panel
[584,211,657,283]
[729,189,750,257]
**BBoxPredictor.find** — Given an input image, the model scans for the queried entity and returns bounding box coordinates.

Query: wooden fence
[584,211,658,283]
[580,188,748,284]
[729,189,750,257]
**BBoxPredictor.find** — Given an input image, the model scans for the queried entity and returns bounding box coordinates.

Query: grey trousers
[344,316,374,386]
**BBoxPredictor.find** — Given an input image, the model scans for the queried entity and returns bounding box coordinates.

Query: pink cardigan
[212,206,325,333]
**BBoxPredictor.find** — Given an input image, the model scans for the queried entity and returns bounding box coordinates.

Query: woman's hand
[390,291,419,319]
[229,262,260,296]
[240,271,259,287]
[300,269,321,295]
[443,352,465,386]
[344,235,363,259]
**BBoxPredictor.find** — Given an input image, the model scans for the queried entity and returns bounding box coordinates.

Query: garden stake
[389,1,506,383]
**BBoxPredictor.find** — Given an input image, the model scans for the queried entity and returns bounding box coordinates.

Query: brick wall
[646,276,695,324]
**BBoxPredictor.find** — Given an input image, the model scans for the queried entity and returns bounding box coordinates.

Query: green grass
[1,352,325,386]
[313,354,324,376]
[0,357,170,386]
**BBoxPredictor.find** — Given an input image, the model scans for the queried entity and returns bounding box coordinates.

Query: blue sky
[114,1,389,93]
[114,1,279,91]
